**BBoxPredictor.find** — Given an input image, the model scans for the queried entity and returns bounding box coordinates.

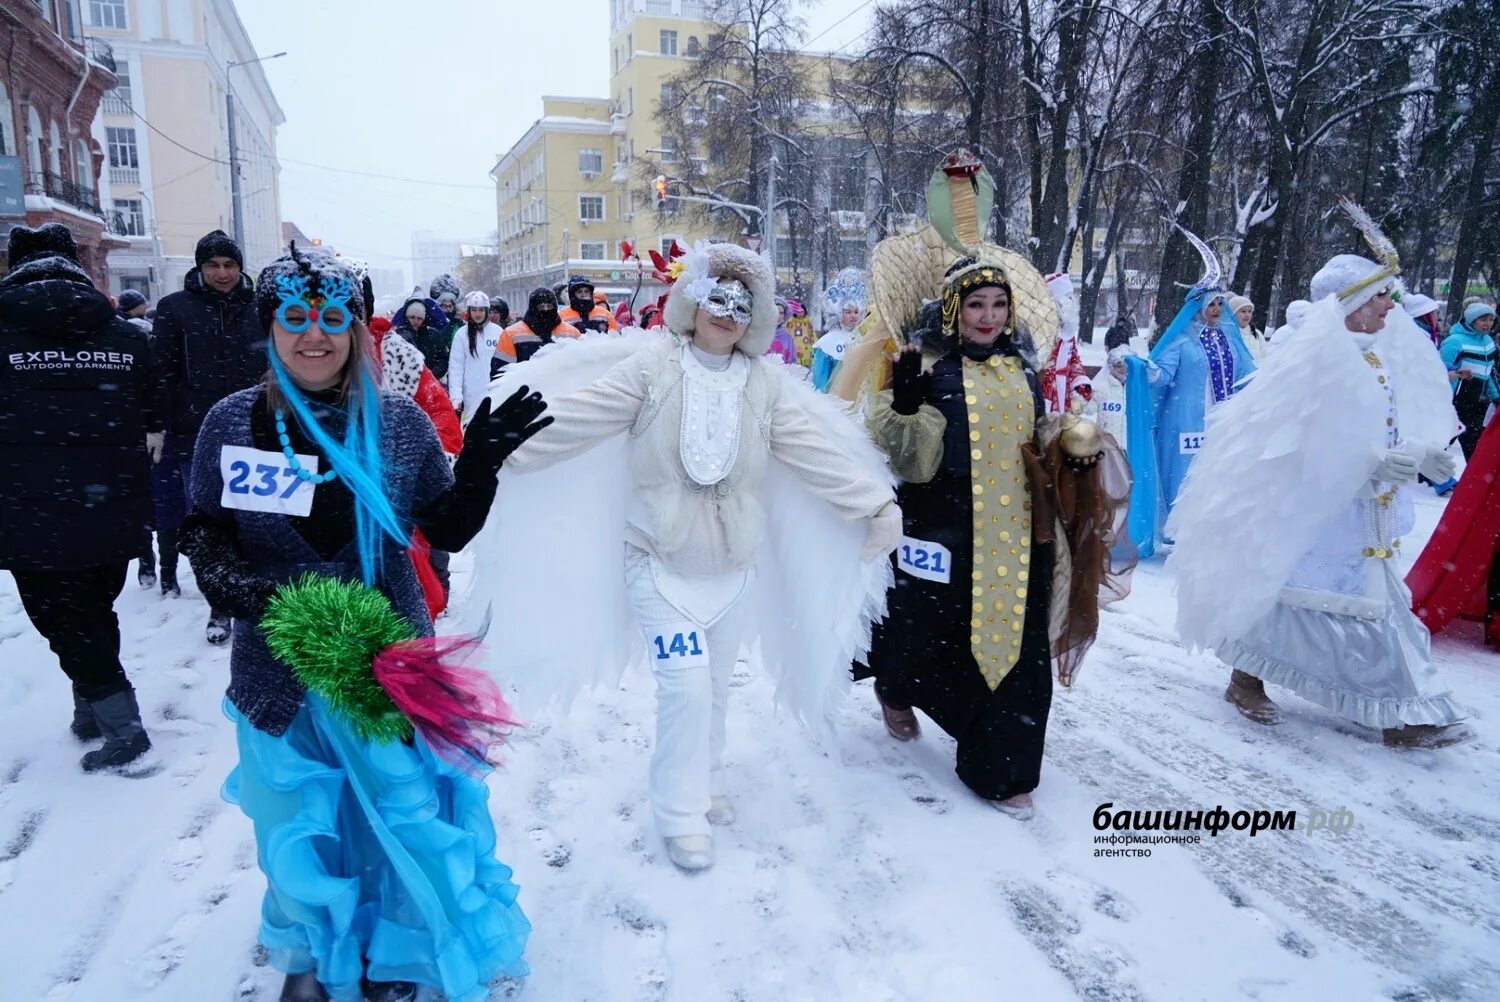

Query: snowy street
[0,490,1495,1002]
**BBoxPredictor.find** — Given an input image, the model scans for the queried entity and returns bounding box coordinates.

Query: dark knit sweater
[184,385,491,735]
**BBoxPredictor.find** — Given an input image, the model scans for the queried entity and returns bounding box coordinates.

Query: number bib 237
[220,445,320,517]
[1179,433,1205,455]
[898,536,952,584]
[649,621,710,669]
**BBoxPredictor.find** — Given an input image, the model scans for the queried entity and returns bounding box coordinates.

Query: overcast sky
[235,0,874,290]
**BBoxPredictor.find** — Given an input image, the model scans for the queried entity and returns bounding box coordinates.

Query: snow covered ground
[0,489,1496,1001]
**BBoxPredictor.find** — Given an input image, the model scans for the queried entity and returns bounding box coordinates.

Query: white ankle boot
[665,834,713,871]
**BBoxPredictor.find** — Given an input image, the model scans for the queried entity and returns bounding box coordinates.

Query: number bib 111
[1179,433,1205,455]
[648,621,710,669]
[220,445,320,517]
[898,536,952,584]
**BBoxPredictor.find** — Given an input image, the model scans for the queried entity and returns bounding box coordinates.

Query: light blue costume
[812,268,867,393]
[1123,288,1256,556]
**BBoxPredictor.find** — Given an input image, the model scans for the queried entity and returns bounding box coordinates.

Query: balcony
[26,172,103,217]
[109,165,140,186]
[610,112,627,136]
[611,161,630,183]
[102,94,131,116]
[86,37,117,73]
[645,0,671,13]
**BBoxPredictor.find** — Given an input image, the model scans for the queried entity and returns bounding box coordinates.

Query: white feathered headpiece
[664,241,778,356]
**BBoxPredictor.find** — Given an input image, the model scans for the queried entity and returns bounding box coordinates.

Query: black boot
[80,689,152,772]
[206,611,232,646]
[138,538,157,591]
[70,687,101,742]
[361,978,417,1002]
[279,971,330,1001]
[159,529,181,598]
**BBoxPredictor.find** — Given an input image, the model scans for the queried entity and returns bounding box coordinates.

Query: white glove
[145,431,165,464]
[1373,449,1419,485]
[1417,446,1456,483]
[861,502,903,561]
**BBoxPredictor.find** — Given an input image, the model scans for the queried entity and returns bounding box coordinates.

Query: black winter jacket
[154,268,264,454]
[393,296,454,384]
[0,257,166,570]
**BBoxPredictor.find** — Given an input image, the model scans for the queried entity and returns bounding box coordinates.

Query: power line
[804,0,881,50]
[113,96,229,165]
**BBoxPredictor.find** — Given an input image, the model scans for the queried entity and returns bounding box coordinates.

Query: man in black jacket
[153,229,263,645]
[0,224,165,771]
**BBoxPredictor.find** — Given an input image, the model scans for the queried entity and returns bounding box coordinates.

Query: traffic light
[654,175,668,211]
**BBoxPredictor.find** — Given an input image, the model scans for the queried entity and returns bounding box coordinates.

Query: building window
[118,273,150,295]
[660,30,678,56]
[578,148,603,175]
[32,0,51,24]
[106,126,138,168]
[48,120,62,175]
[74,139,92,189]
[660,236,680,257]
[579,241,606,261]
[685,35,700,57]
[579,194,605,222]
[115,197,145,236]
[660,83,674,108]
[90,0,127,28]
[0,84,14,158]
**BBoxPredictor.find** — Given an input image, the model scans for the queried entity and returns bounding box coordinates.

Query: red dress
[1406,416,1500,646]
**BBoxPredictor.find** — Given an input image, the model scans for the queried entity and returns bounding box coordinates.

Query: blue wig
[260,245,409,584]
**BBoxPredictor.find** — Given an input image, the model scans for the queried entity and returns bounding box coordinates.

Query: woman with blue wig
[1113,249,1256,556]
[179,246,548,1001]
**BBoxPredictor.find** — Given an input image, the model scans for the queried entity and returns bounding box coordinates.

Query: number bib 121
[1179,432,1205,455]
[220,444,320,517]
[897,536,952,584]
[648,621,710,669]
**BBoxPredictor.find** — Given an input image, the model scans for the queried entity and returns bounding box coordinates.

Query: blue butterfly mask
[275,272,356,335]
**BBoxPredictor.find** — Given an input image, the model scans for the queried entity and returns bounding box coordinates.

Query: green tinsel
[261,573,418,744]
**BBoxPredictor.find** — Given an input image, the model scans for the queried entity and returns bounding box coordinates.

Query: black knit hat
[117,289,148,312]
[195,229,243,269]
[254,243,364,333]
[8,223,79,268]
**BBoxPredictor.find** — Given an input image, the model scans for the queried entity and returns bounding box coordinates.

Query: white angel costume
[1169,255,1465,729]
[471,243,898,845]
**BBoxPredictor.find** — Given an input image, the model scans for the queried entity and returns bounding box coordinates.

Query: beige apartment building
[85,0,283,299]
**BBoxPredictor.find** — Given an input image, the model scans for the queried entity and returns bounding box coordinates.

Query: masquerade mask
[700,280,754,325]
[276,273,355,335]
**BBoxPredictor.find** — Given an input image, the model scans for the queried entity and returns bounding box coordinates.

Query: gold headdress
[1335,196,1401,303]
[871,152,1057,355]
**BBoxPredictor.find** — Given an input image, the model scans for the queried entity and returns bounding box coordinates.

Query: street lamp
[226,51,287,253]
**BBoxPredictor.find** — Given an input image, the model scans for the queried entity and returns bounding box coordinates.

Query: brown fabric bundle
[1021,432,1136,686]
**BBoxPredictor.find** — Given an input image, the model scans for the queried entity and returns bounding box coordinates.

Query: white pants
[625,549,750,839]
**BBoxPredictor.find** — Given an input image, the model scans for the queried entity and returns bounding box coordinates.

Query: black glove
[453,385,553,486]
[178,513,277,621]
[891,346,930,415]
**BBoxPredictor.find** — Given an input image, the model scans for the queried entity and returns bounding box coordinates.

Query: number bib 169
[1179,433,1205,455]
[648,621,710,669]
[220,445,320,517]
[897,536,952,584]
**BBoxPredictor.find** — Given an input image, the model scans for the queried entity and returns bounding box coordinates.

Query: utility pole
[226,90,242,250]
[225,52,287,255]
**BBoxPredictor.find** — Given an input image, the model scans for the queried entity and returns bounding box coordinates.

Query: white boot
[665,834,713,871]
[990,794,1036,821]
[706,795,735,826]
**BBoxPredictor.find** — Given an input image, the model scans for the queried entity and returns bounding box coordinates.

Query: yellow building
[86,0,284,299]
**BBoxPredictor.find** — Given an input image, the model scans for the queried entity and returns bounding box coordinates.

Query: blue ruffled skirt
[223,697,530,1002]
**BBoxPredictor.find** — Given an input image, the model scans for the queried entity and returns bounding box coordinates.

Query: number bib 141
[897,536,952,584]
[220,445,320,517]
[648,621,710,669]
